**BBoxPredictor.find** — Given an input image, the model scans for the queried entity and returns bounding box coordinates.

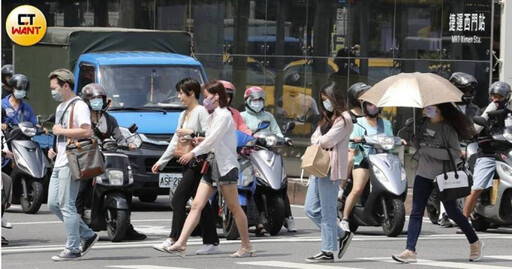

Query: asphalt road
[2,197,512,269]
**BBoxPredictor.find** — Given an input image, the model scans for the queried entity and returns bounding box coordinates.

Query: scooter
[251,121,295,236]
[339,120,409,237]
[5,115,54,214]
[466,113,512,231]
[82,124,141,242]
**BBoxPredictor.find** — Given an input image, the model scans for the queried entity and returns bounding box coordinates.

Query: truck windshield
[100,65,204,109]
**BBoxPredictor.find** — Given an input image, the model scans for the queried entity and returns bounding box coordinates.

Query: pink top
[311,111,353,181]
[229,107,253,135]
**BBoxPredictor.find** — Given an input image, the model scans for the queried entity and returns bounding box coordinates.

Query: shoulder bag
[434,147,472,201]
[301,143,331,178]
[174,111,195,158]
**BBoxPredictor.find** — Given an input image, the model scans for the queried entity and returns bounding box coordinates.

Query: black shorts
[353,158,369,170]
[201,158,239,187]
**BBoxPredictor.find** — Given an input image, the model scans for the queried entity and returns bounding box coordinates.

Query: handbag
[301,144,331,178]
[174,111,196,157]
[434,147,472,201]
[65,101,105,181]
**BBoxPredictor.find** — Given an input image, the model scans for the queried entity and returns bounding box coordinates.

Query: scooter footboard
[104,193,130,210]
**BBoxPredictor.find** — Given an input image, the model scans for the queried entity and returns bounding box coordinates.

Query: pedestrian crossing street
[106,256,512,269]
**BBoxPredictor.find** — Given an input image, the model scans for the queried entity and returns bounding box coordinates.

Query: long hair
[203,80,228,108]
[319,81,347,129]
[437,102,476,140]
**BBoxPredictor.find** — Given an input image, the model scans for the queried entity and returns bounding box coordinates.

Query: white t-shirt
[54,97,91,168]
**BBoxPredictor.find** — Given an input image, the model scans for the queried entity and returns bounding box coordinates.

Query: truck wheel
[138,194,158,203]
[471,214,490,232]
[264,196,285,236]
[382,197,405,237]
[20,180,44,214]
[106,208,129,242]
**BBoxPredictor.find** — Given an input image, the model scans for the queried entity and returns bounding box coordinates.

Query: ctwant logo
[6,5,47,46]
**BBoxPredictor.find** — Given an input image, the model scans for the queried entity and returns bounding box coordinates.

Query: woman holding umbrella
[392,102,483,263]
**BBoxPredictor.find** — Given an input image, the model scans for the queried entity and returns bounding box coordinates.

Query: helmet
[219,80,235,95]
[244,86,265,101]
[489,81,511,100]
[81,83,107,109]
[8,74,30,92]
[347,82,371,108]
[1,65,14,76]
[449,72,477,91]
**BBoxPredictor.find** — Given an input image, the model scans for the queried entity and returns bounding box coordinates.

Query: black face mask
[496,99,508,109]
[461,95,474,104]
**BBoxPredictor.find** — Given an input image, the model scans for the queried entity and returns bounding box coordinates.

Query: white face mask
[425,106,438,118]
[250,100,264,112]
[323,99,334,112]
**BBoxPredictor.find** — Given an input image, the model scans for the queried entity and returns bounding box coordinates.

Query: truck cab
[75,51,207,202]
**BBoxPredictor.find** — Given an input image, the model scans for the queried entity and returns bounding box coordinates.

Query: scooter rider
[463,81,512,219]
[2,74,38,129]
[1,65,14,99]
[240,86,296,233]
[219,80,252,135]
[434,72,479,228]
[340,101,393,231]
[77,83,146,241]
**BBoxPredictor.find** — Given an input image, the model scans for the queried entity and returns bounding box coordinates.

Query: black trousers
[170,163,219,245]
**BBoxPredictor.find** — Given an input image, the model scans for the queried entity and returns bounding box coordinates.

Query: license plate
[159,173,182,188]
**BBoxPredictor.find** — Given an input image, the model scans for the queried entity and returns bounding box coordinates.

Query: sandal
[255,226,267,237]
[165,245,186,258]
[230,247,255,258]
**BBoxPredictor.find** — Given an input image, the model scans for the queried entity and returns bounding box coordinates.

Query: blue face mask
[51,88,63,102]
[13,90,26,99]
[90,99,104,111]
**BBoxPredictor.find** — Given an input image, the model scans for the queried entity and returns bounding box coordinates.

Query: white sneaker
[152,238,173,253]
[339,220,350,232]
[284,217,297,232]
[196,244,221,255]
[2,218,12,229]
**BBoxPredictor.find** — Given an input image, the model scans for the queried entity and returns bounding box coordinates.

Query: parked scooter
[338,119,410,237]
[82,124,141,242]
[466,113,512,231]
[5,115,54,214]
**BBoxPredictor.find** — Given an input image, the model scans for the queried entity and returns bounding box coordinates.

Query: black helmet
[489,81,511,100]
[2,65,14,84]
[450,72,478,104]
[81,83,108,109]
[8,74,30,91]
[2,65,13,76]
[347,82,371,108]
[450,72,477,91]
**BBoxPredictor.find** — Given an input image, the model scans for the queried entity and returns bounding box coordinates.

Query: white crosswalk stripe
[106,264,193,269]
[360,257,512,269]
[237,261,359,269]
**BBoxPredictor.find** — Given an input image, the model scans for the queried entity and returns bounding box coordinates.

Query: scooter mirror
[256,121,271,132]
[128,123,138,133]
[284,121,295,134]
[473,116,487,127]
[404,118,414,127]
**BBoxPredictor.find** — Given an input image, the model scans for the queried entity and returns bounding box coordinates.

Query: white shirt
[192,107,239,176]
[157,105,209,168]
[54,97,91,168]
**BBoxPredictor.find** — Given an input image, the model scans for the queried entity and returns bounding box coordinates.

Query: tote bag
[434,147,472,201]
[301,144,331,178]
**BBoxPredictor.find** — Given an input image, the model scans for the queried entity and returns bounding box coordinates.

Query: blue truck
[14,27,207,202]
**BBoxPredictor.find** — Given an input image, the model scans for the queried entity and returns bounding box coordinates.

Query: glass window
[77,63,96,95]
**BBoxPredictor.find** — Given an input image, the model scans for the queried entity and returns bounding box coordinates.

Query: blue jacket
[1,95,38,126]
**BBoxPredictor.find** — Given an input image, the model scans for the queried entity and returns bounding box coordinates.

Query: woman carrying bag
[392,103,483,263]
[304,81,354,263]
[151,78,220,255]
[165,80,253,258]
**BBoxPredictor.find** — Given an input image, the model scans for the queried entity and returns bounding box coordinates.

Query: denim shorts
[472,157,495,190]
[201,158,239,187]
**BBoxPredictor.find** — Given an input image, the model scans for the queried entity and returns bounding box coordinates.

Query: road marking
[105,264,191,269]
[486,256,512,260]
[360,257,512,269]
[4,234,512,254]
[10,219,174,225]
[238,261,358,269]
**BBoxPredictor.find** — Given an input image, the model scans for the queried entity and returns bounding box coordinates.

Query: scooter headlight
[265,136,277,147]
[373,165,388,182]
[241,166,254,187]
[107,170,124,186]
[379,136,395,151]
[128,167,134,184]
[401,167,407,181]
[497,162,512,177]
[20,125,36,137]
[505,130,512,143]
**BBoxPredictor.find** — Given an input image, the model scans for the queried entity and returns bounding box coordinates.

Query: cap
[48,69,74,85]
